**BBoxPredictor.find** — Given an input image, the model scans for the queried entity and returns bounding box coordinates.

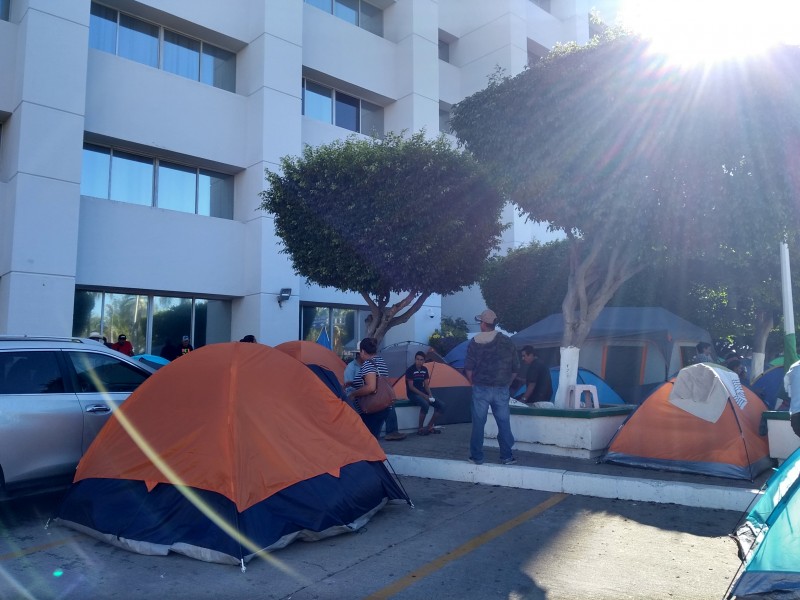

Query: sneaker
[509,399,529,408]
[468,457,483,465]
[384,432,407,441]
[501,457,517,465]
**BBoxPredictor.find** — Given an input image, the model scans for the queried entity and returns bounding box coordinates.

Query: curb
[386,454,760,512]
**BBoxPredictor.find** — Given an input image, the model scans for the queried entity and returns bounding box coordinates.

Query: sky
[592,0,800,65]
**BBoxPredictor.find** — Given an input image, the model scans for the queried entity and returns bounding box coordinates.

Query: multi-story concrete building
[0,0,594,357]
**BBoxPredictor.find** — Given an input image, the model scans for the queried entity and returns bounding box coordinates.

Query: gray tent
[512,307,712,403]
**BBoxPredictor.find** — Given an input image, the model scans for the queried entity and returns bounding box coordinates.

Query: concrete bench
[484,404,637,459]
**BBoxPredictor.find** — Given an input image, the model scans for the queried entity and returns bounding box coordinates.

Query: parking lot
[1,475,743,600]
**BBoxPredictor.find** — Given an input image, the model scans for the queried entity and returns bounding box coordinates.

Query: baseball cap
[89,331,101,339]
[118,334,127,340]
[182,335,190,341]
[475,309,497,325]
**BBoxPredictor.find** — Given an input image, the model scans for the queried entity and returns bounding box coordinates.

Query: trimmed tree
[452,32,800,405]
[259,133,506,344]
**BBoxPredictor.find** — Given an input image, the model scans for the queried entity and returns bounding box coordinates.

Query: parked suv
[0,336,154,498]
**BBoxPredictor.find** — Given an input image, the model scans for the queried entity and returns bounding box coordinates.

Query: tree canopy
[260,133,506,342]
[452,31,800,351]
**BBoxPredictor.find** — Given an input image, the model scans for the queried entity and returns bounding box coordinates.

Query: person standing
[406,351,445,435]
[465,309,519,465]
[348,337,394,440]
[111,334,134,356]
[520,346,552,404]
[178,335,194,357]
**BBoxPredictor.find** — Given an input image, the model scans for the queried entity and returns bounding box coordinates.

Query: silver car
[0,336,154,498]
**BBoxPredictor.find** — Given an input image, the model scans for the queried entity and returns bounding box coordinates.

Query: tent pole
[781,241,798,366]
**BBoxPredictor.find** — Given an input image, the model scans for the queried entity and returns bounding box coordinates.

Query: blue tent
[549,367,624,405]
[512,367,624,405]
[749,365,785,410]
[730,445,800,597]
[443,339,469,369]
[316,327,332,350]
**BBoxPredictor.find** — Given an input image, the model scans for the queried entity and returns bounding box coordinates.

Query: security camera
[428,313,435,319]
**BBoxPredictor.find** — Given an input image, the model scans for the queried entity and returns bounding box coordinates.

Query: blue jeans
[470,385,514,462]
[362,408,390,439]
[384,405,399,434]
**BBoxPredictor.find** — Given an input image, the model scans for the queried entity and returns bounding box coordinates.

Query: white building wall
[0,0,595,347]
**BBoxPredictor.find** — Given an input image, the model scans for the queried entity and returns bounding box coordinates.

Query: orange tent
[57,343,408,564]
[275,340,346,385]
[603,363,770,480]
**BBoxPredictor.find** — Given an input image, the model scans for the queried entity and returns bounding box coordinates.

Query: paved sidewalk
[380,423,771,512]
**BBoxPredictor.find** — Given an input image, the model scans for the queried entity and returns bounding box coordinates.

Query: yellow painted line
[0,536,81,561]
[365,492,568,600]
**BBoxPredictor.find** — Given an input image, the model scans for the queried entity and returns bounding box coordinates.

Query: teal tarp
[730,446,800,598]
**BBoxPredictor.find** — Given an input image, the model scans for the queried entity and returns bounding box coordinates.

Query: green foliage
[479,240,569,333]
[260,132,506,341]
[452,33,800,348]
[428,316,469,356]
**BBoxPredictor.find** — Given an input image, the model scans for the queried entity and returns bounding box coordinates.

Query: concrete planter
[484,405,636,459]
[763,411,800,463]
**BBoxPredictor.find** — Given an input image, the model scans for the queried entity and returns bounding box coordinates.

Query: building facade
[0,0,593,357]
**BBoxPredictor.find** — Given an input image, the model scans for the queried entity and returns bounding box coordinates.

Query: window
[163,29,200,81]
[88,2,236,92]
[303,81,333,124]
[0,352,65,395]
[335,92,360,131]
[305,0,383,37]
[110,150,153,206]
[89,3,117,52]
[300,304,371,359]
[73,290,232,355]
[81,144,234,218]
[118,13,159,67]
[201,44,236,91]
[302,79,384,137]
[0,0,9,21]
[438,40,450,63]
[158,161,196,213]
[67,352,149,394]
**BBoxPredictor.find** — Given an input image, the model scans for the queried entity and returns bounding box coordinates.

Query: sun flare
[616,0,800,65]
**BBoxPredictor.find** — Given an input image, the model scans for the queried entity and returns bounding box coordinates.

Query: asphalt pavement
[0,470,747,599]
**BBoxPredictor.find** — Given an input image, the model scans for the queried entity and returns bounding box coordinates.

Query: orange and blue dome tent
[602,363,770,480]
[275,339,346,385]
[56,343,409,567]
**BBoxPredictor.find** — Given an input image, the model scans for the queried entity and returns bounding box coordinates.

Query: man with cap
[179,335,194,357]
[464,309,520,465]
[88,331,104,345]
[111,334,134,356]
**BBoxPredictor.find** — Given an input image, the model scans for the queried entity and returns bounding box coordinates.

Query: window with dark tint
[200,44,236,92]
[335,92,360,131]
[0,352,65,394]
[89,3,117,52]
[67,352,149,393]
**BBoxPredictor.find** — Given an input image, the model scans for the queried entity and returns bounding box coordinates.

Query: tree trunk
[364,291,431,345]
[555,235,646,407]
